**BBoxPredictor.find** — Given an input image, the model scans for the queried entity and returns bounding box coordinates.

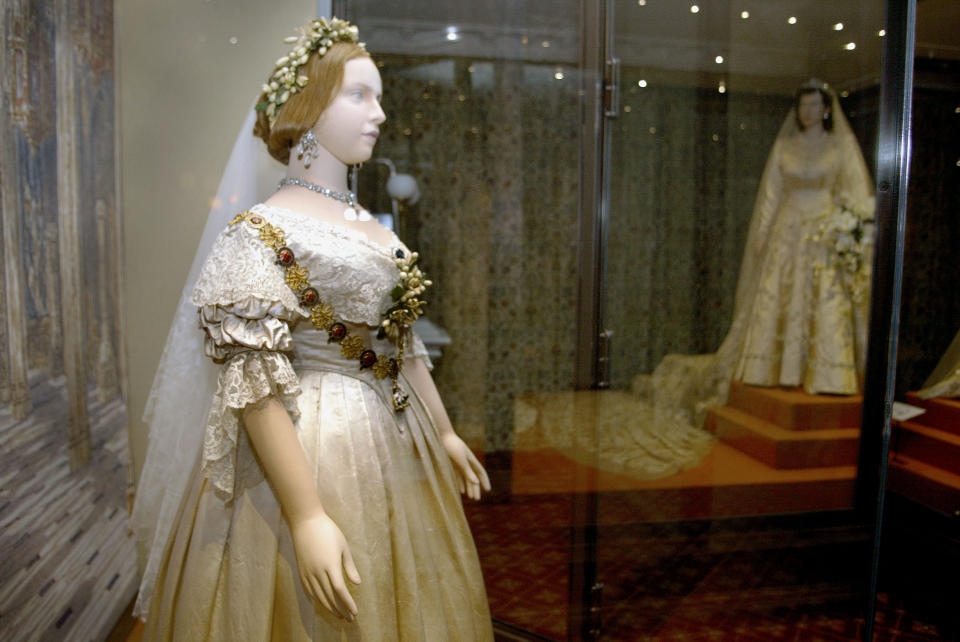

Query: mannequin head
[311,57,385,166]
[255,41,371,163]
[793,86,833,132]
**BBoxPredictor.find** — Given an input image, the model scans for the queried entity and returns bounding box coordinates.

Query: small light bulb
[638,0,646,5]
[690,5,700,14]
[834,22,844,31]
[541,40,551,48]
[878,29,886,37]
[715,55,724,64]
[445,26,460,41]
[740,11,749,19]
[844,42,856,50]
[638,79,648,88]
[718,82,726,94]
[788,16,798,25]
[554,69,564,80]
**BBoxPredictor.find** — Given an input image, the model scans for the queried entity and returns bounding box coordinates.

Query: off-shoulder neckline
[250,202,405,259]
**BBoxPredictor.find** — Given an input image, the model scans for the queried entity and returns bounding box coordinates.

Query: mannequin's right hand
[290,511,361,621]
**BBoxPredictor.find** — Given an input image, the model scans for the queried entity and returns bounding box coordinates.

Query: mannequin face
[313,57,386,165]
[797,92,828,131]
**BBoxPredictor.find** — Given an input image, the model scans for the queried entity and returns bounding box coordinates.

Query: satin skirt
[143,360,493,641]
[735,194,866,395]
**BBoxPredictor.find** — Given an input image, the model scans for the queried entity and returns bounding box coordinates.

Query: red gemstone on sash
[359,350,377,369]
[277,247,295,266]
[328,323,347,341]
[301,287,319,305]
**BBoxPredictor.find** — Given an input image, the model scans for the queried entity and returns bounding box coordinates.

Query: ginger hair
[254,42,370,164]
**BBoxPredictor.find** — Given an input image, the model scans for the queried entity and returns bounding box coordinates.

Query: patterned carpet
[465,486,955,641]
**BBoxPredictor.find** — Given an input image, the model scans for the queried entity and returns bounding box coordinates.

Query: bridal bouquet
[812,196,876,302]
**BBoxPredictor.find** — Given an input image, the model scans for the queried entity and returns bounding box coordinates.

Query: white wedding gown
[141,204,492,641]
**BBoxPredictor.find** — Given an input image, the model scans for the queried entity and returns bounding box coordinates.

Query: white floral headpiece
[256,17,364,127]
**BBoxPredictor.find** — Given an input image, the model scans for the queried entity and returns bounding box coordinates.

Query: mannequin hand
[441,432,491,500]
[290,511,361,621]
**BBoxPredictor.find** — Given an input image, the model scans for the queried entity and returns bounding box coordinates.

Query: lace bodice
[192,203,409,327]
[777,136,841,195]
[187,203,426,501]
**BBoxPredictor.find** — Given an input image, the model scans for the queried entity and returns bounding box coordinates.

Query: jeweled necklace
[277,177,371,222]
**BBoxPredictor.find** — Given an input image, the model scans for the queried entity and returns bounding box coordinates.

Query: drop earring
[296,130,320,168]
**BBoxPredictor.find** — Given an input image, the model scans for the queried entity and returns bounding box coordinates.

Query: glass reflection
[598,0,888,638]
[883,4,960,634]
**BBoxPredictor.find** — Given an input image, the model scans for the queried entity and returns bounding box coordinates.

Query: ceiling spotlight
[844,42,856,50]
[554,69,565,80]
[878,29,886,37]
[740,11,750,19]
[788,16,797,25]
[445,26,460,41]
[834,22,844,31]
[841,90,850,97]
[718,81,726,94]
[690,5,700,14]
[638,0,646,5]
[541,40,551,48]
[715,55,724,64]
[638,79,648,87]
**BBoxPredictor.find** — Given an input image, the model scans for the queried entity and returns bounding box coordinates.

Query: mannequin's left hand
[441,432,491,500]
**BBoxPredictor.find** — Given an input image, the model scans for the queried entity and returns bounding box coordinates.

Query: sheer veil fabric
[918,329,960,399]
[132,107,261,618]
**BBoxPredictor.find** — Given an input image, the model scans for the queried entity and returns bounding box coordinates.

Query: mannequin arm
[402,356,491,500]
[243,396,361,620]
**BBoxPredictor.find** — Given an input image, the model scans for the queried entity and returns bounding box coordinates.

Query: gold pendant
[392,383,410,412]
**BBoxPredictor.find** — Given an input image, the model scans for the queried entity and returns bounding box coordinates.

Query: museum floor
[111,467,957,641]
[464,453,957,641]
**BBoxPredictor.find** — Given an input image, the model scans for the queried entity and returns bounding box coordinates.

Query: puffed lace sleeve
[189,216,308,501]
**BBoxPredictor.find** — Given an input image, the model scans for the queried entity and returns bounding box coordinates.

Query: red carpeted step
[888,453,960,519]
[904,392,960,436]
[707,405,860,469]
[727,381,861,431]
[893,421,960,473]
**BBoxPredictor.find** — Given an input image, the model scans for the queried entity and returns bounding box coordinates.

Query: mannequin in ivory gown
[608,82,876,478]
[131,18,493,641]
[731,82,875,395]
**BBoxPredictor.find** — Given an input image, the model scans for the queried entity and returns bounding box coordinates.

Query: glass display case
[339,0,953,638]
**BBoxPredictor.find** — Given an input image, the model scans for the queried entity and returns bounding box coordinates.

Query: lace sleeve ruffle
[204,350,301,501]
[190,217,308,501]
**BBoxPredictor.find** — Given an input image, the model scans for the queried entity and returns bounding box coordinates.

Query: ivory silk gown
[733,132,873,395]
[143,203,493,641]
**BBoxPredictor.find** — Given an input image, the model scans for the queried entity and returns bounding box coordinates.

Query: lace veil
[131,106,265,618]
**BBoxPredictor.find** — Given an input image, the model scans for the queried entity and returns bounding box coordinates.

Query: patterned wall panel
[0,1,135,640]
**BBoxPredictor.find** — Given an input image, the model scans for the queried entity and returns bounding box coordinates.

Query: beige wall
[119,1,321,481]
